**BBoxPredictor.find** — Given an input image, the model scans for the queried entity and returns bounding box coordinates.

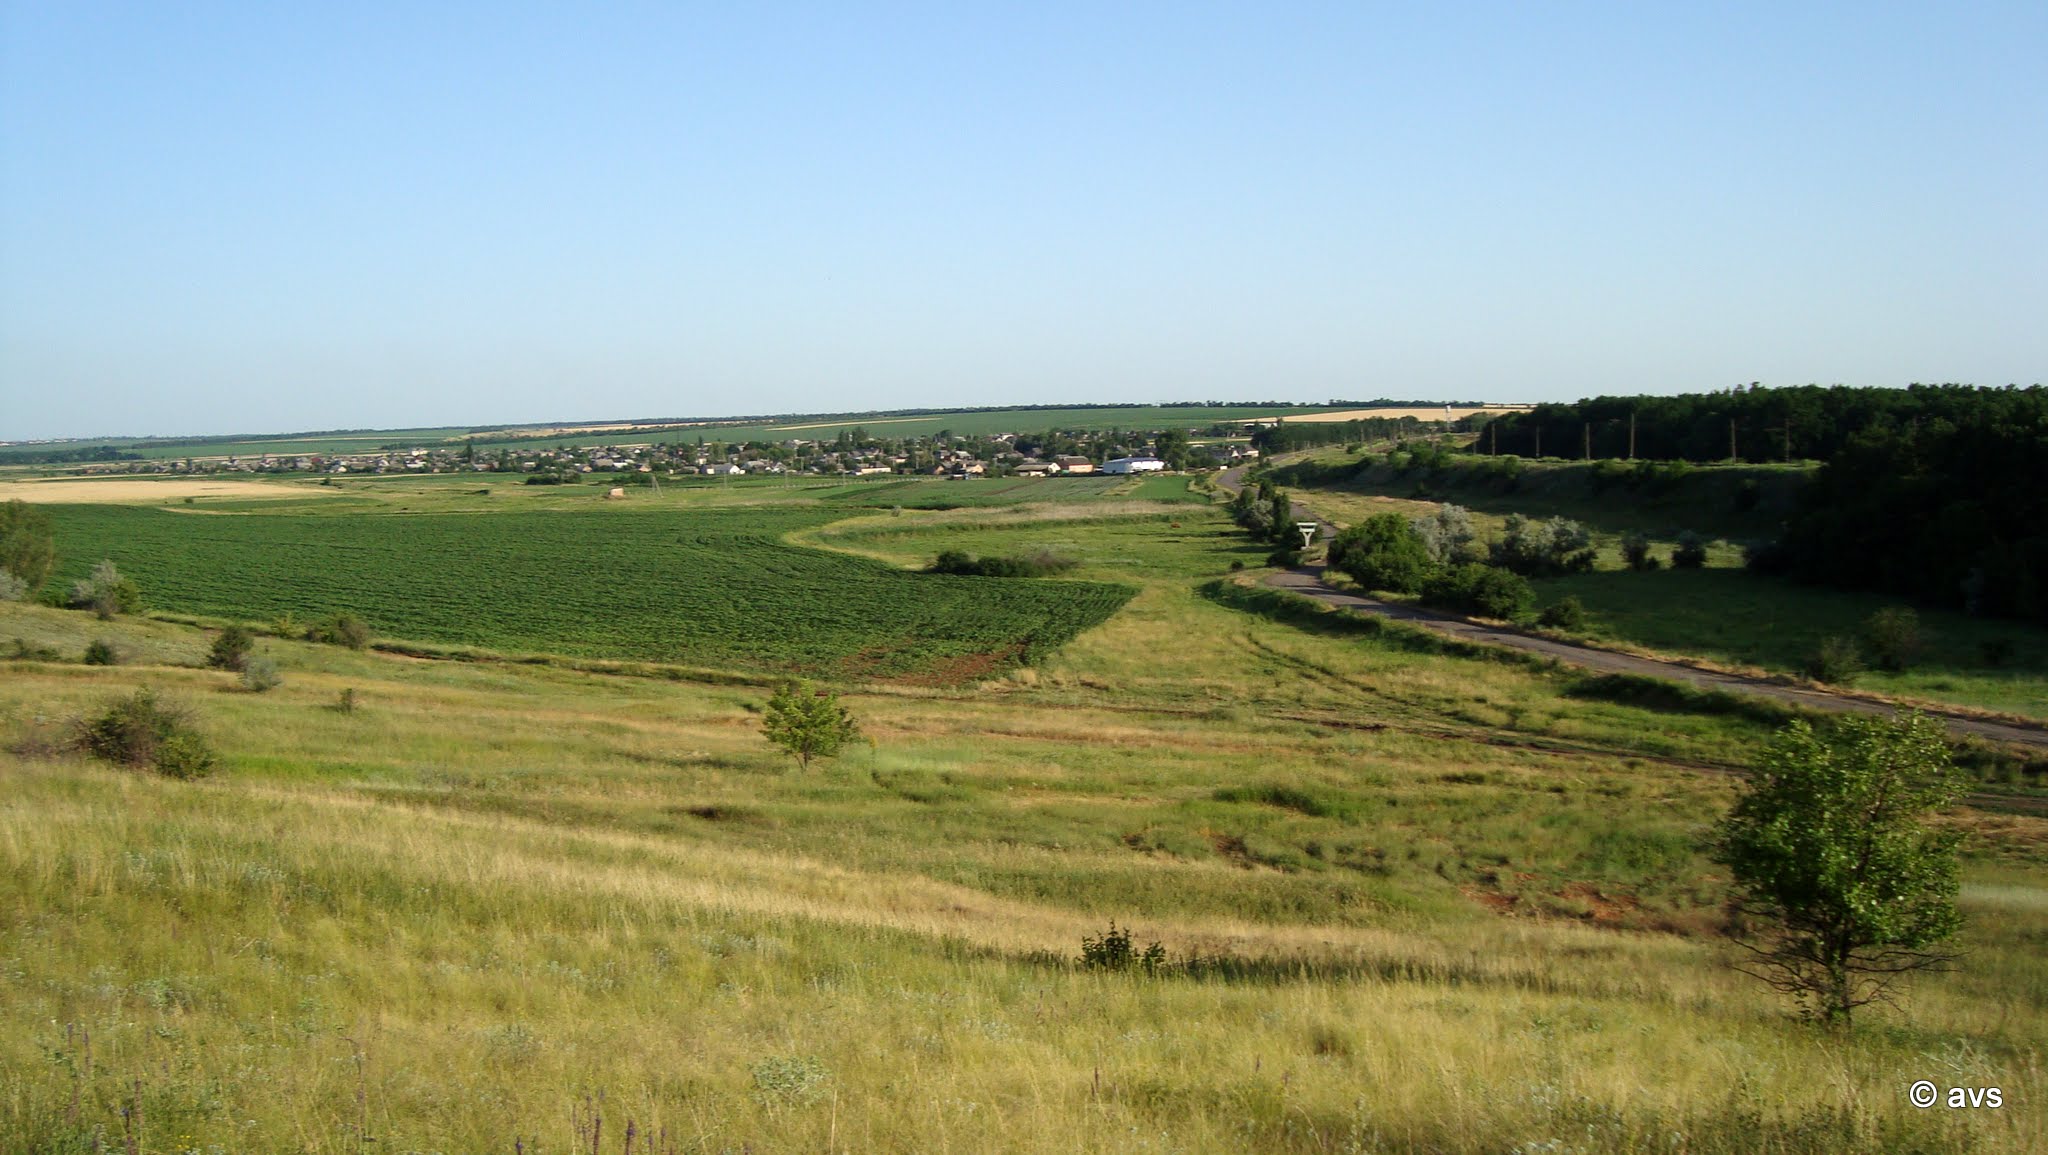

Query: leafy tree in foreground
[1712,712,1965,1026]
[0,499,57,593]
[762,680,862,771]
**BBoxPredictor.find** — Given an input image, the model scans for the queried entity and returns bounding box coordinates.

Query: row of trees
[1250,415,1433,455]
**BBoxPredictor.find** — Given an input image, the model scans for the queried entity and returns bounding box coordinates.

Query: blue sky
[3,2,2043,439]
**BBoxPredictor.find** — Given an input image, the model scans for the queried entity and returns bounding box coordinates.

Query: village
[53,425,1262,480]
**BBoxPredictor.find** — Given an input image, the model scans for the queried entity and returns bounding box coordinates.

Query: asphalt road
[1215,466,2048,752]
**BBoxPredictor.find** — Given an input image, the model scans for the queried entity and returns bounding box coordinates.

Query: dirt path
[1215,467,2048,752]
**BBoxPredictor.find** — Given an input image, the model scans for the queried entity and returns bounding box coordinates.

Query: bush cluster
[1228,480,1298,548]
[1326,510,1537,621]
[1803,606,1926,683]
[69,560,142,620]
[74,689,216,779]
[1421,564,1536,621]
[928,549,1078,578]
[306,613,371,649]
[1488,514,1596,577]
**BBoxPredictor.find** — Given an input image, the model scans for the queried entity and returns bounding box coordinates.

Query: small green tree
[209,625,255,672]
[762,680,862,770]
[1712,713,1966,1026]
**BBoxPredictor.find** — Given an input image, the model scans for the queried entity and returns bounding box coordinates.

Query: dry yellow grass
[0,476,342,502]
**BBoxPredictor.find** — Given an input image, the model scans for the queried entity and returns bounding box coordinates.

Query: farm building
[1101,456,1166,474]
[1053,455,1095,474]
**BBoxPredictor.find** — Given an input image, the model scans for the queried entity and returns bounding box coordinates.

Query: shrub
[11,637,62,661]
[1621,531,1660,572]
[1489,515,1595,577]
[240,656,283,692]
[1080,921,1167,973]
[70,560,141,620]
[1411,503,1479,565]
[74,688,216,778]
[208,625,255,671]
[1671,531,1710,569]
[335,687,359,714]
[307,613,371,649]
[152,732,219,780]
[82,639,121,666]
[1537,596,1587,631]
[1265,547,1303,568]
[1862,606,1922,672]
[1328,513,1435,594]
[0,570,29,602]
[1804,636,1863,683]
[1421,563,1535,621]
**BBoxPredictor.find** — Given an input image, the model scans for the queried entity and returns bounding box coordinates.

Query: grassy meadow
[3,476,2045,1152]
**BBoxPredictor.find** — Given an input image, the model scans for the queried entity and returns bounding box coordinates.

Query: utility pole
[1583,422,1591,461]
[1729,417,1738,463]
[1533,424,1541,459]
[1489,423,1497,456]
[1628,412,1636,460]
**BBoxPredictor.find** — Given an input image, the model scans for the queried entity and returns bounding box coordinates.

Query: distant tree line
[1250,416,1431,454]
[0,445,143,466]
[1474,383,2043,465]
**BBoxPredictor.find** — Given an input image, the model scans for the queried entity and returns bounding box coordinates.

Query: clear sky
[3,2,2043,439]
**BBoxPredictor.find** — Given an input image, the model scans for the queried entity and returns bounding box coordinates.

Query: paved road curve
[1216,466,2048,752]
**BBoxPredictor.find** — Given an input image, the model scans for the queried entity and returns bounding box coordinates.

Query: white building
[1101,456,1167,474]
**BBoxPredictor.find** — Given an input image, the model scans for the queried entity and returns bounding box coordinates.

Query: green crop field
[41,504,1135,678]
